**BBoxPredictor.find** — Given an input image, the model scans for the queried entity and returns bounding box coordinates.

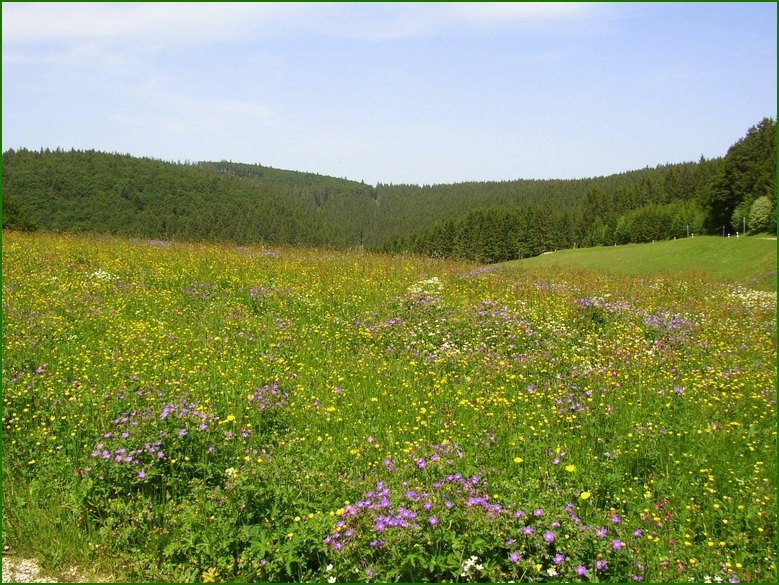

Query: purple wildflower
[543,530,556,543]
[576,565,587,577]
[427,516,439,526]
[509,552,520,564]
[611,539,624,550]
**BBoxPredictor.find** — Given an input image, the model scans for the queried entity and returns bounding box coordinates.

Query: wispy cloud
[3,2,607,48]
[113,86,278,133]
[2,2,300,45]
[453,2,600,23]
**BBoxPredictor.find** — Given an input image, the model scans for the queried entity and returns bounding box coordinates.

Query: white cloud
[2,2,301,45]
[3,2,606,48]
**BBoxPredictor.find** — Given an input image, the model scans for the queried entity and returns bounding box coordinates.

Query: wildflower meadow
[1,231,776,583]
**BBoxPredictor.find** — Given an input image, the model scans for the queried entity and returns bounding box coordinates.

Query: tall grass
[2,231,776,582]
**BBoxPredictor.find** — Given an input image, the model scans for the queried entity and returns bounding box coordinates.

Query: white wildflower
[460,555,482,577]
[406,276,443,297]
[728,285,776,310]
[90,269,118,282]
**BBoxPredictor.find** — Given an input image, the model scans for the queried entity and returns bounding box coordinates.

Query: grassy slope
[506,235,777,290]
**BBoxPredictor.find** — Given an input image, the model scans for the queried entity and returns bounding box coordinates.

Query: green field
[507,236,777,291]
[2,231,776,583]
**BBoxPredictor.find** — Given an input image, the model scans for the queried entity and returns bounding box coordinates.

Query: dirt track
[1,557,104,583]
[2,557,55,583]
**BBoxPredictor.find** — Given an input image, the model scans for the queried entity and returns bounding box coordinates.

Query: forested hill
[2,118,775,260]
[1,152,377,248]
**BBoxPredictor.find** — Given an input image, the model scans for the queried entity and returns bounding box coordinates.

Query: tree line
[2,118,774,262]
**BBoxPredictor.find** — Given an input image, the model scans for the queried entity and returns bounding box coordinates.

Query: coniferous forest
[2,118,775,262]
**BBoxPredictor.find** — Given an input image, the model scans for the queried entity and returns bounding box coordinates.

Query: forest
[2,118,775,262]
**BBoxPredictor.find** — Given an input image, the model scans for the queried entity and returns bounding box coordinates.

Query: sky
[2,2,776,186]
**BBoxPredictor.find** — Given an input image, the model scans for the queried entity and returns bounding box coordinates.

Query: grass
[1,230,776,583]
[506,236,777,291]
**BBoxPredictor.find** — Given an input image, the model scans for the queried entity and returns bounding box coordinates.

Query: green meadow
[509,236,777,291]
[2,231,776,583]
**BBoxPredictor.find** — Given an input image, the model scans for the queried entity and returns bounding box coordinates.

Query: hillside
[505,235,777,291]
[2,118,775,258]
[1,150,377,248]
[0,149,717,250]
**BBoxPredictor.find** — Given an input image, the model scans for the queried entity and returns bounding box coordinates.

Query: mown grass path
[509,235,776,291]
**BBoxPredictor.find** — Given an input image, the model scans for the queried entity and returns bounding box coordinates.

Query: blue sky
[3,2,776,185]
